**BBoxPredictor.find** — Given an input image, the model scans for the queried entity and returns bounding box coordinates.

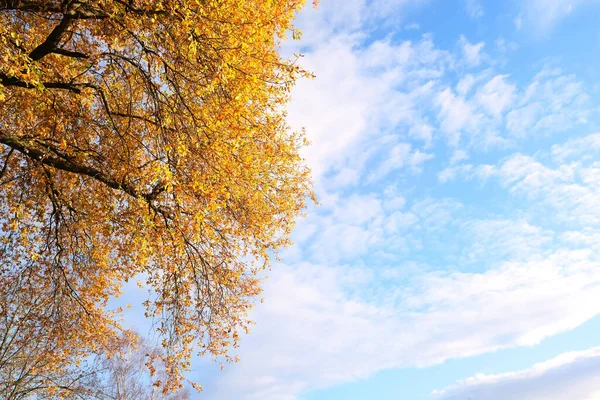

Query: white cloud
[560,229,600,249]
[434,347,600,399]
[384,211,419,233]
[383,193,407,212]
[208,247,600,400]
[551,133,600,162]
[465,0,485,18]
[330,194,383,225]
[200,130,600,400]
[408,122,435,146]
[367,140,434,182]
[409,197,463,233]
[514,14,523,30]
[437,162,498,183]
[300,194,458,265]
[441,135,600,229]
[309,224,375,263]
[436,87,480,146]
[450,149,469,164]
[519,0,599,33]
[498,154,574,193]
[368,142,412,181]
[459,35,486,67]
[438,164,473,183]
[495,37,519,56]
[456,74,476,96]
[325,167,361,188]
[434,64,590,149]
[459,219,553,263]
[493,152,600,226]
[475,74,516,118]
[289,0,429,45]
[287,32,453,186]
[474,163,496,180]
[291,19,590,182]
[410,149,435,171]
[505,68,590,137]
[287,36,378,180]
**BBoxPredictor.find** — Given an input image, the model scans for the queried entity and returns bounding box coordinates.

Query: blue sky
[120,0,600,398]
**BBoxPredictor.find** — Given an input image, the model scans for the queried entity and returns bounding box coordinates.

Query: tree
[88,332,192,400]
[0,277,103,399]
[0,0,314,393]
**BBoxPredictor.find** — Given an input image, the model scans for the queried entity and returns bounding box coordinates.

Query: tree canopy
[0,0,313,394]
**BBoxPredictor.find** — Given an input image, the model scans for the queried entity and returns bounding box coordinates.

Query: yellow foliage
[0,0,313,394]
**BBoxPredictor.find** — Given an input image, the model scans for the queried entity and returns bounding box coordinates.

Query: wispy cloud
[518,0,599,33]
[203,129,600,398]
[207,247,600,399]
[465,0,485,18]
[459,35,486,67]
[434,347,600,399]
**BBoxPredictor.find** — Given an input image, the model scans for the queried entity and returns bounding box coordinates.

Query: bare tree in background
[84,332,192,400]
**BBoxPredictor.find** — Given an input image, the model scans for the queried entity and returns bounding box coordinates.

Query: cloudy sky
[139,1,600,399]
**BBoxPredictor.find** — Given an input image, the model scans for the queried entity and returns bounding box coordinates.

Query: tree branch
[51,48,89,59]
[0,0,165,18]
[0,132,165,203]
[0,73,82,93]
[0,148,13,180]
[28,14,74,61]
[0,1,62,12]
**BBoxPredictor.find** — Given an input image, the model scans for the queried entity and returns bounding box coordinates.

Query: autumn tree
[0,0,314,394]
[0,277,103,399]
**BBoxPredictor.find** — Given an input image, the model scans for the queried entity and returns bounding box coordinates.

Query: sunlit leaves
[0,0,313,394]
